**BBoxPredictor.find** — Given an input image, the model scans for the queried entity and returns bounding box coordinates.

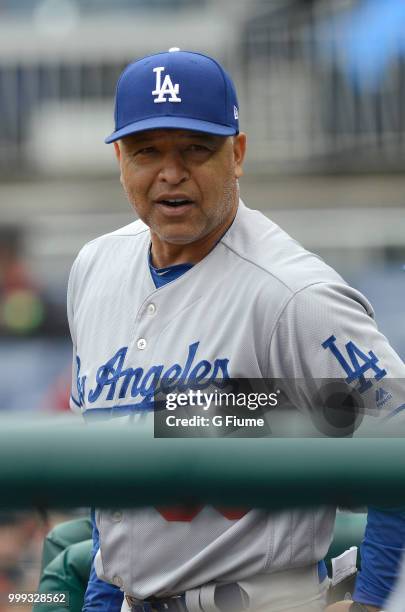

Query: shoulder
[70,218,149,276]
[79,217,148,257]
[221,200,345,295]
[67,218,149,309]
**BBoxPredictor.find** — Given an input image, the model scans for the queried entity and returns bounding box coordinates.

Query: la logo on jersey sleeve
[322,335,387,393]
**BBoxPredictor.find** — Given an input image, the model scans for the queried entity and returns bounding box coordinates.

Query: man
[67,49,405,611]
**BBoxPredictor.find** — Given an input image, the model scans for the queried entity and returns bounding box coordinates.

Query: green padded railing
[0,418,404,509]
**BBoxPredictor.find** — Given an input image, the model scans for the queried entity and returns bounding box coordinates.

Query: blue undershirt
[81,256,404,610]
[353,507,405,607]
[82,510,124,611]
[149,260,194,288]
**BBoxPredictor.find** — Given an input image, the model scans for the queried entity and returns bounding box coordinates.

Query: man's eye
[134,147,156,156]
[187,144,210,152]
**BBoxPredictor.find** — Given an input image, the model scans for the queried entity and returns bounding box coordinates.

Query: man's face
[114,129,246,245]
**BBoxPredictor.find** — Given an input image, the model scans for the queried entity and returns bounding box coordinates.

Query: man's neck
[150,208,238,268]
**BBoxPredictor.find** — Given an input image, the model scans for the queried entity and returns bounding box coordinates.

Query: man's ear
[233,132,247,179]
[114,141,121,162]
[113,142,124,187]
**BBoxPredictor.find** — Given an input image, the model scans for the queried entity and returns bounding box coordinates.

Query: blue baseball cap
[105,48,239,143]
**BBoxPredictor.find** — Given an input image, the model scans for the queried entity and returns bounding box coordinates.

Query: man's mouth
[157,198,193,207]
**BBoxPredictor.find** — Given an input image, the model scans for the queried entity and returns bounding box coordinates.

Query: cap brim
[105,116,237,143]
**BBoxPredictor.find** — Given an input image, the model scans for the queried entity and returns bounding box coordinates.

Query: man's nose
[158,151,189,184]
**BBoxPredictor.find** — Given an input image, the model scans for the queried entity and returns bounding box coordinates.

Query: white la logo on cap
[152,67,181,103]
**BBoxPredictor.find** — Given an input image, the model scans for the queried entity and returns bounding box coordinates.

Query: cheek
[201,166,227,195]
[203,163,234,203]
[121,167,152,204]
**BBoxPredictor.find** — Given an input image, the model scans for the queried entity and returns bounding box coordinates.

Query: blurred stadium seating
[2,0,405,173]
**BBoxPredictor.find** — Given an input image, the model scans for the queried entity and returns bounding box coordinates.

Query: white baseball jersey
[67,200,405,607]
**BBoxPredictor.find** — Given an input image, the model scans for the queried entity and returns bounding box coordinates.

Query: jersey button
[147,303,156,315]
[113,575,123,588]
[112,511,122,522]
[137,338,147,350]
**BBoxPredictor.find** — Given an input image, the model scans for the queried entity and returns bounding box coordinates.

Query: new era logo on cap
[105,48,239,143]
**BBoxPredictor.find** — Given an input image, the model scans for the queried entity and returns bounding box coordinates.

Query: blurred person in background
[0,512,47,611]
[0,228,44,337]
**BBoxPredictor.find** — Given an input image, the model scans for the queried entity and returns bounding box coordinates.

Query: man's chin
[159,237,201,246]
[153,229,206,246]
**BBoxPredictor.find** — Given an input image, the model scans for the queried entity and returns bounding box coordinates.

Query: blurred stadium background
[0,0,405,608]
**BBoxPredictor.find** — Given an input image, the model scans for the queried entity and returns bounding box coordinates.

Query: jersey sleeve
[269,280,405,606]
[268,280,405,431]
